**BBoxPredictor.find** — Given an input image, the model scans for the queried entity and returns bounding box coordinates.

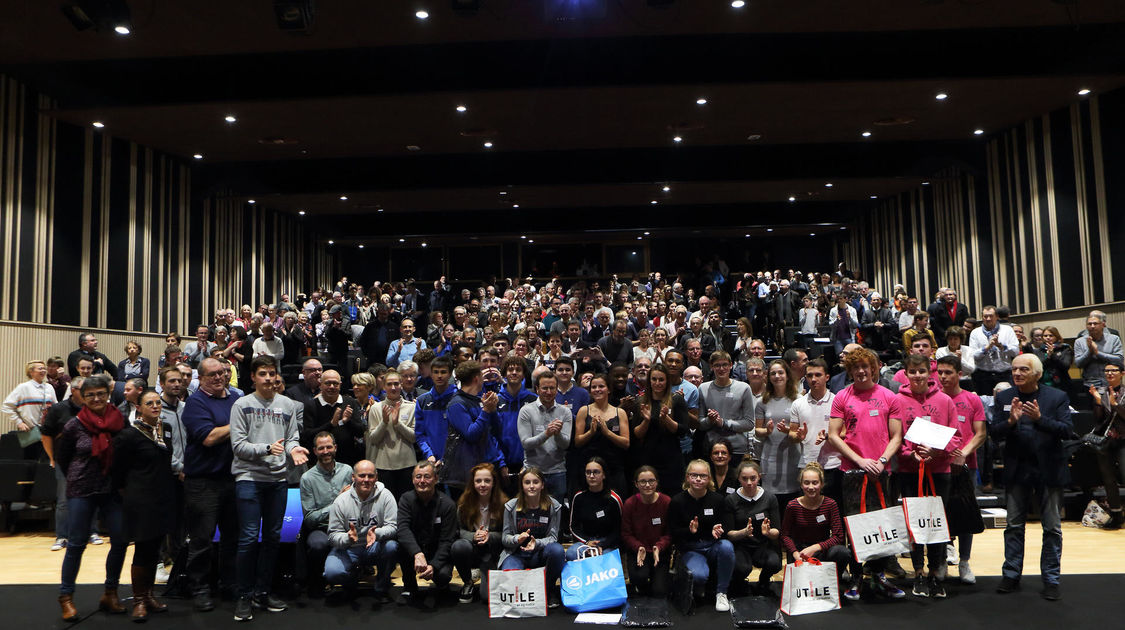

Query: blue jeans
[544,472,567,501]
[60,494,126,595]
[54,465,69,539]
[235,480,287,597]
[501,542,566,587]
[324,540,399,593]
[681,539,735,594]
[1004,484,1062,585]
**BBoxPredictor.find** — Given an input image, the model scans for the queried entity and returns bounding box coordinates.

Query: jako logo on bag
[583,568,620,586]
[565,576,582,590]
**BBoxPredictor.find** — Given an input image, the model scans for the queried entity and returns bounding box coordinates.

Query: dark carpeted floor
[19,575,1110,630]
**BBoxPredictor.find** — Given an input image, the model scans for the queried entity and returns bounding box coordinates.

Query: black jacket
[397,490,458,565]
[359,315,401,366]
[989,385,1072,487]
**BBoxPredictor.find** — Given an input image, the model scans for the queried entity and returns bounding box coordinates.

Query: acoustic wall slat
[1090,95,1113,302]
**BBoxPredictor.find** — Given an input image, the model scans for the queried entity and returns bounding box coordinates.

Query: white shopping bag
[903,464,951,544]
[780,558,840,616]
[489,567,548,618]
[844,476,911,562]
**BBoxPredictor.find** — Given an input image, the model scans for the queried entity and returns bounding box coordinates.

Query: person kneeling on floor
[323,461,399,602]
[396,461,458,606]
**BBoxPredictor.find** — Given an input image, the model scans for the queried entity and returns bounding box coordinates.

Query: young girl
[499,467,565,608]
[452,463,508,604]
[755,360,804,514]
[722,460,781,595]
[574,374,630,496]
[621,467,671,597]
[779,463,851,584]
[668,459,735,612]
[567,457,623,560]
[631,365,688,495]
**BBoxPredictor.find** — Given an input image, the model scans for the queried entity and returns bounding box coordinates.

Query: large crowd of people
[4,266,1123,622]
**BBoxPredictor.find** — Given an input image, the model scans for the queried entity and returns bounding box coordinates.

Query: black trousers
[183,476,238,595]
[732,543,782,586]
[451,535,502,584]
[896,471,951,574]
[625,548,670,598]
[398,546,453,591]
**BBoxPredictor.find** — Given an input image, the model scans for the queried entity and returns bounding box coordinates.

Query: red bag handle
[916,460,938,497]
[794,557,822,566]
[859,474,887,514]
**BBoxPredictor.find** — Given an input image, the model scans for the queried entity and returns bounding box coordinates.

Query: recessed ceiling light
[92,121,104,128]
[406,145,422,151]
[224,115,237,123]
[113,25,130,35]
[415,10,429,19]
[520,235,527,239]
[840,226,847,230]
[650,200,657,205]
[696,98,708,105]
[810,233,815,236]
[974,129,985,135]
[298,210,306,216]
[358,244,364,249]
[744,234,750,238]
[483,141,493,148]
[512,204,520,208]
[637,236,643,240]
[788,196,796,202]
[643,231,650,235]
[935,93,948,101]
[527,239,534,243]
[248,199,256,204]
[377,208,384,213]
[861,131,872,137]
[673,136,683,143]
[327,240,334,244]
[421,243,427,248]
[766,228,773,232]
[922,181,930,186]
[631,251,637,255]
[193,154,203,160]
[824,183,833,188]
[456,105,467,112]
[339,195,348,201]
[747,134,763,141]
[870,195,877,199]
[1078,88,1091,96]
[662,186,670,192]
[731,0,746,7]
[399,238,405,242]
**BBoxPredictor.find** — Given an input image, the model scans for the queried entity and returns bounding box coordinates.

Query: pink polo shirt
[830,384,900,472]
[894,387,958,474]
[949,389,986,469]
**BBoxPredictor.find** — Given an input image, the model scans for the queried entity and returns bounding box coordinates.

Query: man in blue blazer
[989,353,1072,601]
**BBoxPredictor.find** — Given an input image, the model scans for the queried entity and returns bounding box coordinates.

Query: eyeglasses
[585,470,603,476]
[687,472,709,480]
[636,479,657,486]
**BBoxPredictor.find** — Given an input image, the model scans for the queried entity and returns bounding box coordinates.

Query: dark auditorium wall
[0,75,337,335]
[843,88,1124,316]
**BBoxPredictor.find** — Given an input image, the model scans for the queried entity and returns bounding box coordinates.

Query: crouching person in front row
[396,461,458,606]
[499,467,565,609]
[324,461,399,602]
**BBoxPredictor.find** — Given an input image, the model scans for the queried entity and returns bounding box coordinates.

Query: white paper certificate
[903,417,957,451]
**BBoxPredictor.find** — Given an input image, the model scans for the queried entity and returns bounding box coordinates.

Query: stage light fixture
[273,0,316,34]
[61,1,133,34]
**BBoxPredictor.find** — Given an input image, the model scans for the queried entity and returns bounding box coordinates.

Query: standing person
[111,389,175,622]
[621,467,672,597]
[41,377,86,551]
[366,370,417,499]
[1090,364,1125,530]
[755,360,804,515]
[3,360,58,457]
[298,433,353,599]
[494,356,537,493]
[1074,312,1124,388]
[826,347,905,601]
[518,370,573,500]
[302,370,364,465]
[387,318,428,369]
[499,467,566,609]
[567,457,623,559]
[699,351,756,462]
[67,333,119,379]
[779,463,851,585]
[790,359,841,503]
[968,306,1019,395]
[990,354,1072,601]
[229,356,310,621]
[936,356,987,583]
[323,461,399,602]
[452,463,508,604]
[573,374,631,497]
[1035,326,1073,391]
[396,461,458,606]
[54,375,127,621]
[444,360,506,498]
[183,326,217,370]
[631,364,690,497]
[893,354,957,599]
[723,460,781,596]
[668,459,734,612]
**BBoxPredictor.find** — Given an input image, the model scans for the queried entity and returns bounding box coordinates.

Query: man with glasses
[181,358,242,612]
[301,370,363,466]
[285,357,323,407]
[1074,312,1124,388]
[989,354,1071,601]
[699,351,756,462]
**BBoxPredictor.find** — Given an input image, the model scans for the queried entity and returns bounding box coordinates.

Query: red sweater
[621,493,672,553]
[780,496,843,554]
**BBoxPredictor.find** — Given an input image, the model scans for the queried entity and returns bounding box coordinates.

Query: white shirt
[968,324,1019,373]
[789,388,841,470]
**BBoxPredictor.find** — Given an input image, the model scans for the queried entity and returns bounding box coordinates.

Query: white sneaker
[714,593,730,612]
[946,543,957,565]
[471,568,481,583]
[958,561,976,585]
[89,533,105,545]
[155,563,171,584]
[50,538,66,551]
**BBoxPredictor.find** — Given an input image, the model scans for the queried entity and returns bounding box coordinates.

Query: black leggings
[625,549,670,598]
[133,538,162,568]
[732,544,782,586]
[451,535,502,584]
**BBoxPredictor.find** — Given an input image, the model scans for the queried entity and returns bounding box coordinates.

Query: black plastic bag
[620,597,672,627]
[730,596,788,629]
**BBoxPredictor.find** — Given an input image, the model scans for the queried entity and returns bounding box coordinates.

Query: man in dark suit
[927,288,969,345]
[359,303,400,369]
[989,353,1071,602]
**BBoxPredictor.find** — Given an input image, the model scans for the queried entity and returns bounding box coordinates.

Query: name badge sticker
[595,510,606,518]
[754,513,765,520]
[816,514,827,523]
[957,415,966,423]
[539,516,549,524]
[703,508,714,516]
[726,487,736,493]
[651,517,662,525]
[1003,405,1012,412]
[869,409,881,417]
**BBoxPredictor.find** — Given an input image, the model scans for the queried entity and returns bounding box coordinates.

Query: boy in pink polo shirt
[828,348,904,601]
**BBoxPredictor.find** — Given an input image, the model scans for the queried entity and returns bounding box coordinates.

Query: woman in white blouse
[365,370,417,498]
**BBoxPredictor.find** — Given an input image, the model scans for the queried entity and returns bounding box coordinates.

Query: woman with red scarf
[54,374,128,622]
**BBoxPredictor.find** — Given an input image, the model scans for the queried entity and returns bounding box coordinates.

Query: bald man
[302,369,364,465]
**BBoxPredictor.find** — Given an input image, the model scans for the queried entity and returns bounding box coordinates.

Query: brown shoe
[99,587,126,614]
[132,565,167,613]
[131,598,148,623]
[59,594,80,622]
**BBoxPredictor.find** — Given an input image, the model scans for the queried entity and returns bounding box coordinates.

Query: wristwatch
[878,456,888,465]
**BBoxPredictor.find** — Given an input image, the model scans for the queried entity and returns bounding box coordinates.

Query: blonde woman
[365,370,416,498]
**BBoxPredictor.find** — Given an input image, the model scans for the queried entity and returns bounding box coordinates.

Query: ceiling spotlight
[1078,88,1091,96]
[248,199,256,204]
[643,231,650,235]
[327,240,334,244]
[861,131,872,137]
[224,115,237,123]
[824,183,833,188]
[744,234,750,238]
[113,24,130,35]
[747,134,763,141]
[731,0,746,7]
[192,154,203,160]
[810,233,816,236]
[527,239,534,243]
[358,244,364,249]
[973,128,985,135]
[298,210,306,216]
[512,204,520,208]
[399,238,405,242]
[415,10,429,19]
[637,236,643,240]
[421,242,428,248]
[339,195,348,201]
[483,141,493,148]
[662,186,670,192]
[870,195,877,199]
[673,136,682,143]
[840,226,847,230]
[922,181,930,186]
[935,93,948,101]
[696,98,708,105]
[520,235,527,239]
[456,105,467,112]
[377,208,384,213]
[92,121,105,128]
[631,251,637,256]
[788,196,796,202]
[650,200,658,205]
[766,228,774,232]
[406,145,422,151]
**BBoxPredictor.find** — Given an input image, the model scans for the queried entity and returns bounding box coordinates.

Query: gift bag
[903,463,951,544]
[844,476,911,562]
[489,567,547,618]
[731,595,789,628]
[560,547,627,613]
[620,597,673,627]
[780,558,840,617]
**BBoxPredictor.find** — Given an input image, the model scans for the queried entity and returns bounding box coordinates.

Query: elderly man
[252,322,285,361]
[968,306,1019,395]
[302,369,364,465]
[285,357,323,407]
[928,288,969,342]
[860,293,899,356]
[184,325,217,369]
[66,333,118,379]
[1074,312,1124,388]
[989,354,1071,601]
[395,461,458,605]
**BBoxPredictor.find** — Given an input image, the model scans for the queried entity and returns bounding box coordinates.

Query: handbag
[902,462,951,545]
[560,547,628,613]
[843,476,911,562]
[779,557,840,617]
[488,567,548,618]
[731,595,789,628]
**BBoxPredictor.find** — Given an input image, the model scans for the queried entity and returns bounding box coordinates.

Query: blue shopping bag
[560,547,628,613]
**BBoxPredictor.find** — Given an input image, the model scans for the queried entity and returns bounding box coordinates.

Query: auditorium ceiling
[3,0,1125,244]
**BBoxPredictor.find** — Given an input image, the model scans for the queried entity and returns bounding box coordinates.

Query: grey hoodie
[327,481,398,549]
[230,392,303,482]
